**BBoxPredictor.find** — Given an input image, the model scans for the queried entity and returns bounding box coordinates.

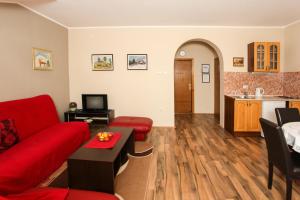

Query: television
[82,94,108,112]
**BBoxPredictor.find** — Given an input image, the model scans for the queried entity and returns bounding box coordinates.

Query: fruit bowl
[97,132,113,142]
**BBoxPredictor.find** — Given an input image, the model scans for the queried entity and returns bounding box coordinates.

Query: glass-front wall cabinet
[256,43,266,71]
[268,42,280,72]
[248,42,280,73]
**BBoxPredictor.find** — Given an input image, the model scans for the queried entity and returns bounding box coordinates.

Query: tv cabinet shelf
[64,109,115,125]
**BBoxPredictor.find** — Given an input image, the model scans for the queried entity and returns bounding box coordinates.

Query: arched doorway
[174,39,224,123]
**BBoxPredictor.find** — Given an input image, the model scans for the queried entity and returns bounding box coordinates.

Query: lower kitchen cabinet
[233,101,248,132]
[225,96,262,136]
[289,101,300,112]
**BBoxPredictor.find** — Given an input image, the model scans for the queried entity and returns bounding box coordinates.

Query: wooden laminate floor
[145,114,300,200]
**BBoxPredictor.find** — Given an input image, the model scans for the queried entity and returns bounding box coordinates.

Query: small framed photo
[202,64,210,73]
[92,54,113,71]
[202,73,210,83]
[127,54,148,70]
[233,57,244,67]
[32,48,53,70]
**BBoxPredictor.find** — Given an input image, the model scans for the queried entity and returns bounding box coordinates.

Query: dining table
[282,122,300,153]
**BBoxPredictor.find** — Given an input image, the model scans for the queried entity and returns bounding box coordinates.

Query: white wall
[0,3,69,119]
[285,21,300,72]
[175,42,217,113]
[68,27,285,127]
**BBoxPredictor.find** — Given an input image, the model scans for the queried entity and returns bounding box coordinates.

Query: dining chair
[259,118,300,200]
[275,108,300,126]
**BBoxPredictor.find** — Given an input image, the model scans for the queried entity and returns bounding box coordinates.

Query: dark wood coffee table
[67,127,134,194]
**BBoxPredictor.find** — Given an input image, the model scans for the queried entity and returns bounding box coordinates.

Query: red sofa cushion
[0,119,19,152]
[0,122,90,194]
[0,188,119,200]
[3,188,68,200]
[0,95,60,141]
[66,189,119,200]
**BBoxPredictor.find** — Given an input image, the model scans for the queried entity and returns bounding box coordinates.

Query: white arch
[174,38,225,127]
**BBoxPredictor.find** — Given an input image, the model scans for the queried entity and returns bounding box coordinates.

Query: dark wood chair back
[260,118,292,175]
[275,108,300,126]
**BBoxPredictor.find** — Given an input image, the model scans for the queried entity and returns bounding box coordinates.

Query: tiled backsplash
[284,72,300,98]
[224,72,284,96]
[224,72,300,98]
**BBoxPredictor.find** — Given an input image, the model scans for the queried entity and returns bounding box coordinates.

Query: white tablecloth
[282,122,300,153]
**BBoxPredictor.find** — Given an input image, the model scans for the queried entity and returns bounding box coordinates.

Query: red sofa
[0,187,119,200]
[0,95,90,195]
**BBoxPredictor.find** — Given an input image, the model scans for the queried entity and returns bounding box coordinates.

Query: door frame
[174,58,194,113]
[214,57,220,121]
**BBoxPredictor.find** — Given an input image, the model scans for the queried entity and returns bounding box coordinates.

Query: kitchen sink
[243,96,256,99]
[231,95,256,99]
[238,95,256,99]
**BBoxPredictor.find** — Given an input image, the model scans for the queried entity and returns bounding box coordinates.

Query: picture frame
[202,64,210,73]
[202,73,210,83]
[202,64,210,83]
[233,57,244,67]
[32,48,53,70]
[91,54,114,71]
[127,54,148,70]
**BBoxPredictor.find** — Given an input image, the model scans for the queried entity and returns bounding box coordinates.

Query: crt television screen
[86,96,103,109]
[82,94,108,111]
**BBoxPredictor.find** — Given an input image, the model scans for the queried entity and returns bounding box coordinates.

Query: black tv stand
[64,109,115,125]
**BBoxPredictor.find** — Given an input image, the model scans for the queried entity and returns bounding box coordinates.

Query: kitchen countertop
[226,95,300,101]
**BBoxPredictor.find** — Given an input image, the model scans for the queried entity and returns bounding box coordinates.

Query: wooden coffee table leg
[97,162,115,194]
[68,160,115,194]
[127,132,135,155]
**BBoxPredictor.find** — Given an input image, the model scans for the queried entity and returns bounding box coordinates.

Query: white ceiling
[4,0,300,27]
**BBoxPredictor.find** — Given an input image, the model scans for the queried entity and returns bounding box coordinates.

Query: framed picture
[91,54,113,71]
[202,64,210,73]
[233,57,244,67]
[127,54,148,70]
[32,48,53,70]
[202,64,210,83]
[202,73,210,83]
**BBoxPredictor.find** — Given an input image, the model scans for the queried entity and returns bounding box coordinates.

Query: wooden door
[174,59,193,113]
[290,101,300,112]
[254,42,267,72]
[267,42,280,72]
[247,101,262,132]
[214,58,220,121]
[234,101,248,132]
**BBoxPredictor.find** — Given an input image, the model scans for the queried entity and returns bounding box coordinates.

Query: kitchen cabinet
[246,101,262,131]
[234,100,261,132]
[233,101,248,132]
[225,96,262,136]
[248,42,280,73]
[289,101,300,112]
